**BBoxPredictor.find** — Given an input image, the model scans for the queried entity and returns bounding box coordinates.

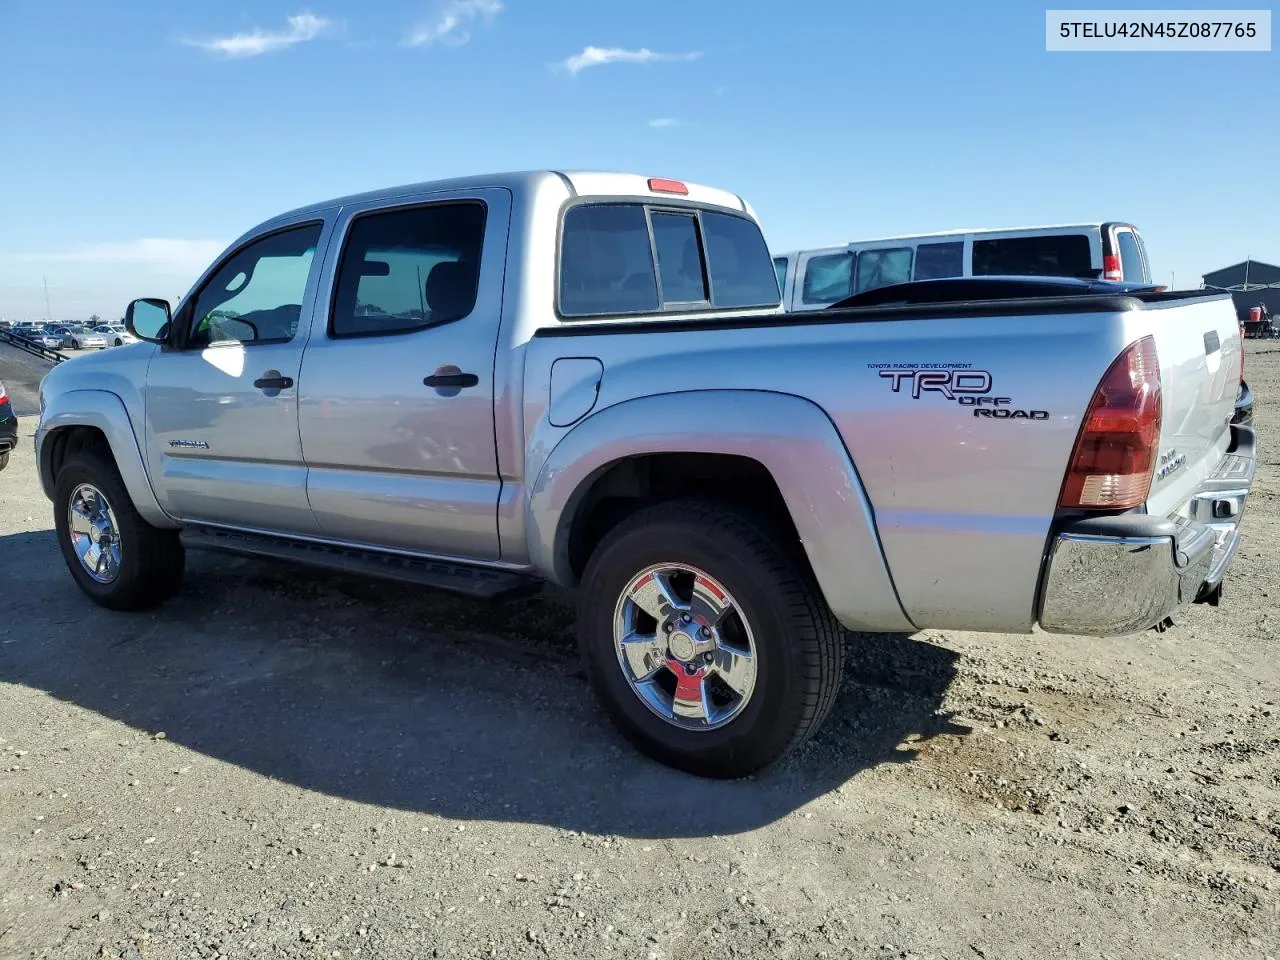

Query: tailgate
[1139,295,1243,516]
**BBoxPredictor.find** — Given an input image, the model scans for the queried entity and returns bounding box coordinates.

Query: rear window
[855,247,913,293]
[801,253,854,304]
[702,212,780,308]
[559,205,660,316]
[972,235,1095,279]
[559,203,778,317]
[914,241,964,281]
[652,212,708,303]
[1117,231,1146,282]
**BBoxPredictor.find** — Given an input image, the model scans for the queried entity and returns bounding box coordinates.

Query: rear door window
[330,202,487,337]
[972,235,1094,279]
[913,242,964,281]
[855,247,913,293]
[1116,230,1146,283]
[559,204,778,316]
[801,253,854,305]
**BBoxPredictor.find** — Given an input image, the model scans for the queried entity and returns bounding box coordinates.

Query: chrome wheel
[67,483,123,584]
[612,563,758,730]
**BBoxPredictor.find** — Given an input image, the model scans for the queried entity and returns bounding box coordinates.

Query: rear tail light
[1102,254,1123,282]
[0,380,7,404]
[1059,335,1161,509]
[647,177,689,195]
[1239,323,1246,381]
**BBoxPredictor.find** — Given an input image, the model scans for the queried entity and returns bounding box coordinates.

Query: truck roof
[260,170,751,231]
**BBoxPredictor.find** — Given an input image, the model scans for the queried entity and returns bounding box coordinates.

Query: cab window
[187,223,322,347]
[330,202,487,337]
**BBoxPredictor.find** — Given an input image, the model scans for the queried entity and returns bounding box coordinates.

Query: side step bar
[182,527,543,602]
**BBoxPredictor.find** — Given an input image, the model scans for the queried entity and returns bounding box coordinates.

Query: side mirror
[125,298,172,343]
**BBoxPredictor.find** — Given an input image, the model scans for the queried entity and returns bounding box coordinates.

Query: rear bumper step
[1038,424,1256,636]
[182,526,543,602]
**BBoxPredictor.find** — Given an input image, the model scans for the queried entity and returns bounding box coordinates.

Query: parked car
[61,324,107,350]
[42,325,66,345]
[93,323,138,347]
[29,329,66,350]
[775,221,1153,312]
[33,171,1253,778]
[0,379,16,471]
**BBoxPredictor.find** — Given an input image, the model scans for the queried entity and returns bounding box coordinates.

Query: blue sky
[1,0,1276,320]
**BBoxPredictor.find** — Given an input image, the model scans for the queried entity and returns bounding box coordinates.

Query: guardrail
[0,329,71,364]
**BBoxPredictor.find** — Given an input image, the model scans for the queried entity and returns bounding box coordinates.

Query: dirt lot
[1,342,1277,960]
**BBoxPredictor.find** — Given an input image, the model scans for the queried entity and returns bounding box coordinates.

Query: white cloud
[557,46,702,76]
[405,0,503,46]
[648,117,682,130]
[184,12,332,58]
[8,239,228,273]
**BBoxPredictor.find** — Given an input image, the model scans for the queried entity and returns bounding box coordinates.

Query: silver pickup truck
[35,170,1256,778]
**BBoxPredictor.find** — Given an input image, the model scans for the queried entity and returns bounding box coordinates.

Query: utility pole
[43,275,52,321]
[1171,270,1175,290]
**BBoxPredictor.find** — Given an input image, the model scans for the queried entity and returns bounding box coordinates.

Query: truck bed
[526,288,1242,633]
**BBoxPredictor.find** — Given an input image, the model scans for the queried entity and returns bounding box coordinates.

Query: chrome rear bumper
[1038,424,1256,637]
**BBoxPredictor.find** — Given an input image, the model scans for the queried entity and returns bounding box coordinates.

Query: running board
[182,527,542,602]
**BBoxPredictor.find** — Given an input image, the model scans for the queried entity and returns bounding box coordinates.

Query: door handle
[423,372,479,389]
[254,375,294,390]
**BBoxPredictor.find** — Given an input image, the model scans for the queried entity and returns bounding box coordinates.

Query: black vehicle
[0,379,17,472]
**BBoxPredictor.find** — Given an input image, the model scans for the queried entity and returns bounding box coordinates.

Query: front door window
[186,224,322,348]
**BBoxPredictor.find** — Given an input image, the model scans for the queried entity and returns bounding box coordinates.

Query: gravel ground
[1,342,1277,960]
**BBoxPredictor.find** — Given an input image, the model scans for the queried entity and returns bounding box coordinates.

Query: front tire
[0,451,8,472]
[577,500,845,779]
[53,447,185,610]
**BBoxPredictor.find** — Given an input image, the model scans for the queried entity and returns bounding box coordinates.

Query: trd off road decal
[867,361,1049,420]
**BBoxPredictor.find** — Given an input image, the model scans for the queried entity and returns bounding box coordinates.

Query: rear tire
[53,447,185,610]
[577,500,845,779]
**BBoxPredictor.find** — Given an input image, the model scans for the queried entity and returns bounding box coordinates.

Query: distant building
[1201,259,1280,325]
